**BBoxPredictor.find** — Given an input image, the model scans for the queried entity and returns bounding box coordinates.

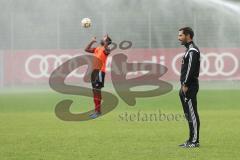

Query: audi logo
[25,54,88,78]
[172,52,239,76]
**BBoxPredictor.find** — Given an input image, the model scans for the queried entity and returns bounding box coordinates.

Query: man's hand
[92,37,97,43]
[182,85,188,93]
[103,34,108,41]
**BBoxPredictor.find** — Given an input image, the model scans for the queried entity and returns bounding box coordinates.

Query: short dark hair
[179,27,194,39]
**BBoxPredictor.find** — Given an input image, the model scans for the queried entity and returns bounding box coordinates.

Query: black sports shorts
[91,69,105,89]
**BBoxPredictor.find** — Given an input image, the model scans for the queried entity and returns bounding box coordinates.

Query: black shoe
[179,141,200,148]
[179,140,189,147]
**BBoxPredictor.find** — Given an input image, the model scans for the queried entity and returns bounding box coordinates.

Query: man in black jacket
[178,27,200,148]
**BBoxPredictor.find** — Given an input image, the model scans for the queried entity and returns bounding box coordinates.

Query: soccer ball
[81,18,91,28]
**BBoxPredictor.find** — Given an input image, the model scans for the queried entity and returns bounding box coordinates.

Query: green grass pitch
[0,89,240,160]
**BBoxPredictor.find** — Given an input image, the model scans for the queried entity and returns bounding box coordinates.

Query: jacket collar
[184,41,193,49]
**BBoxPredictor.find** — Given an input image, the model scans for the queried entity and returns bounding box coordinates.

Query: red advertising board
[3,48,240,85]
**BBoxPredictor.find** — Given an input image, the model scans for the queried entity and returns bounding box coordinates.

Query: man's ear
[186,34,192,40]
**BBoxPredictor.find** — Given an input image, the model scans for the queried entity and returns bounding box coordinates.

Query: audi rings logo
[25,54,88,78]
[172,52,239,76]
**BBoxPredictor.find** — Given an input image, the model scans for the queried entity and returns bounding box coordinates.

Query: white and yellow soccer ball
[81,18,91,28]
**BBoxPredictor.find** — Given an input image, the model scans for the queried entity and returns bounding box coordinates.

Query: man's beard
[181,40,186,45]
